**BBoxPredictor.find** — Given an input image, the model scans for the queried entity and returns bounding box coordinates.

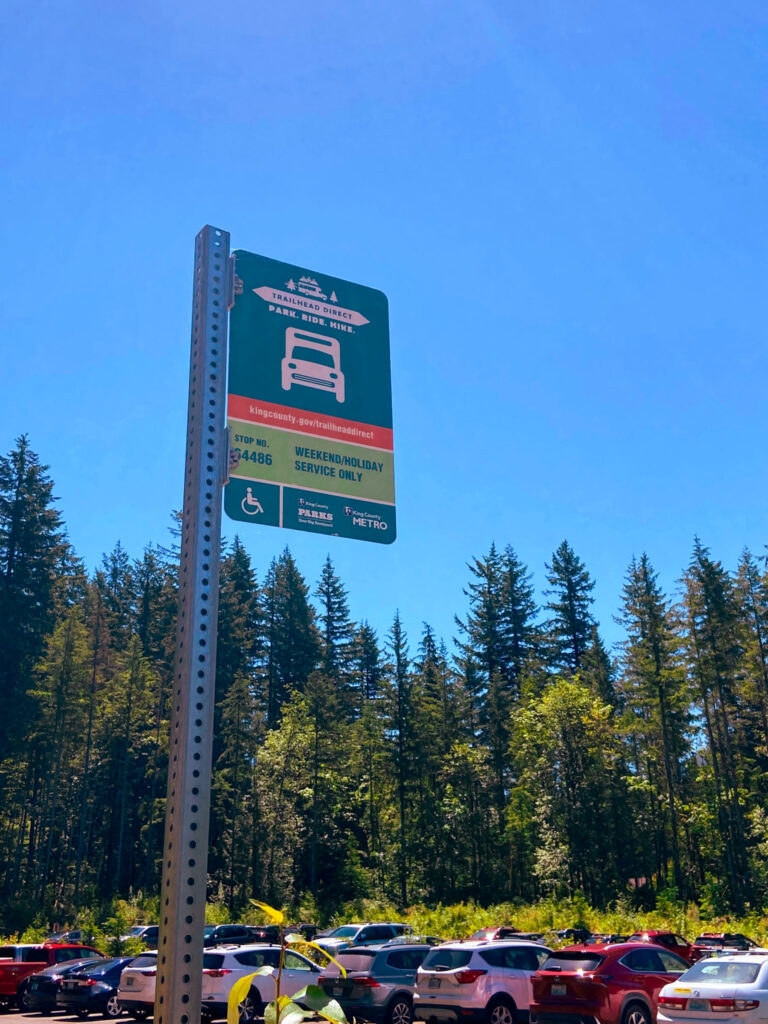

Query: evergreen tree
[544,540,596,672]
[262,549,318,724]
[618,554,690,894]
[314,556,354,709]
[683,538,752,911]
[0,437,68,755]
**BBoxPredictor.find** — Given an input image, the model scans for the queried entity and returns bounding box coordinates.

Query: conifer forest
[3,434,768,931]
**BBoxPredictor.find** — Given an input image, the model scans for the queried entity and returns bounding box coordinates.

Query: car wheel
[18,984,34,1012]
[387,997,413,1024]
[105,993,123,1018]
[238,990,263,1024]
[486,996,516,1024]
[622,1003,651,1024]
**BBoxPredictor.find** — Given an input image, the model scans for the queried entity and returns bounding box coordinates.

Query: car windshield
[682,961,762,984]
[540,953,605,972]
[329,927,362,938]
[290,346,336,367]
[422,949,473,971]
[125,927,145,936]
[204,926,215,937]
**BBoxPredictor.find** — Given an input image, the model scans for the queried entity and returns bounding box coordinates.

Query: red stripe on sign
[228,395,394,451]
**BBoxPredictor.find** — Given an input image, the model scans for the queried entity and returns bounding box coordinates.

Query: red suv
[626,932,694,964]
[531,942,690,1024]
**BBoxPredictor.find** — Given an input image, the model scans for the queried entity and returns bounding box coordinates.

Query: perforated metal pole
[155,225,230,1024]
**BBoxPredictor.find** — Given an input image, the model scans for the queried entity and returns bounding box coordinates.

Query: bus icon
[281,327,345,404]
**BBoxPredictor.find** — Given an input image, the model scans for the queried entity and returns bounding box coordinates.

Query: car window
[20,948,46,962]
[386,951,411,970]
[362,927,392,941]
[480,948,506,968]
[202,953,225,969]
[504,948,542,971]
[130,955,158,968]
[334,953,377,972]
[422,949,473,971]
[674,936,688,946]
[622,950,665,972]
[540,953,604,972]
[0,947,16,959]
[235,950,279,968]
[657,951,688,973]
[284,952,313,971]
[683,961,761,984]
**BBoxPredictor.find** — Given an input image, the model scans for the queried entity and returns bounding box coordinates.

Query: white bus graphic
[281,327,345,404]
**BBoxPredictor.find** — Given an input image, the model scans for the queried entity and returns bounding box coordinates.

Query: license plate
[688,999,708,1011]
[429,977,441,989]
[551,984,566,997]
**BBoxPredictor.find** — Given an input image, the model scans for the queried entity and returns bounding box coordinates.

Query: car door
[500,946,549,1009]
[281,951,321,997]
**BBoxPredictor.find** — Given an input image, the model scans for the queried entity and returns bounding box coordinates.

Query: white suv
[117,951,157,1020]
[200,944,322,1023]
[414,941,551,1024]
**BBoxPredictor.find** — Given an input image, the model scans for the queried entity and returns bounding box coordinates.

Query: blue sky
[2,0,767,655]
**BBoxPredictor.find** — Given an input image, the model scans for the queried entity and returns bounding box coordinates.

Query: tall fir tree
[544,540,596,672]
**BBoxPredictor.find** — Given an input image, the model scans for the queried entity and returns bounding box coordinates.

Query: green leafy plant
[227,900,348,1024]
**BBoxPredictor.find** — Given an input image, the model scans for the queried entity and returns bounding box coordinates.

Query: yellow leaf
[227,972,259,1024]
[249,899,285,925]
[286,940,347,977]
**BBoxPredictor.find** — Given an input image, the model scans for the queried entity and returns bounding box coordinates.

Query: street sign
[225,250,395,543]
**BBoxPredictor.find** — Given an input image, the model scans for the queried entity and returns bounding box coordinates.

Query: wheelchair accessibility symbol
[241,487,264,516]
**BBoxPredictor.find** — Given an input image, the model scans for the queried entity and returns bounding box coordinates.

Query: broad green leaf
[227,972,259,1024]
[249,898,285,925]
[317,1009,349,1024]
[265,999,309,1024]
[265,995,293,1024]
[291,984,347,1020]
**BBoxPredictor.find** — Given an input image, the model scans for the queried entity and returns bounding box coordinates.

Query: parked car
[385,936,446,948]
[316,924,412,954]
[414,939,551,1024]
[0,941,104,1010]
[530,942,690,1024]
[57,955,135,1018]
[203,924,261,947]
[117,951,158,1020]
[287,923,319,942]
[200,943,322,1022]
[248,925,282,943]
[318,942,433,1024]
[469,928,522,942]
[591,935,629,945]
[555,929,592,945]
[121,925,160,946]
[690,933,759,960]
[20,958,105,1013]
[47,929,90,943]
[627,932,694,964]
[658,951,768,1024]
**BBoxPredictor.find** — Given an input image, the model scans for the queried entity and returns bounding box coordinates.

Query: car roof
[345,943,433,952]
[436,940,550,951]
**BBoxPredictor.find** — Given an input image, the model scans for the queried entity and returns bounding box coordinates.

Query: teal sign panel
[224,250,395,544]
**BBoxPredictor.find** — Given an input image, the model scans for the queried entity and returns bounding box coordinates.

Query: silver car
[318,943,432,1024]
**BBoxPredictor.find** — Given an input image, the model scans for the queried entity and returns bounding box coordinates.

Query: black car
[203,924,261,947]
[21,958,104,1013]
[57,955,135,1018]
[556,927,592,944]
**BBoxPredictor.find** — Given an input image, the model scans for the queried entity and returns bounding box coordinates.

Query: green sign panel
[224,250,395,543]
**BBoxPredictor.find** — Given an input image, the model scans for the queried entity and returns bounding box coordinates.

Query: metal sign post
[155,225,230,1024]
